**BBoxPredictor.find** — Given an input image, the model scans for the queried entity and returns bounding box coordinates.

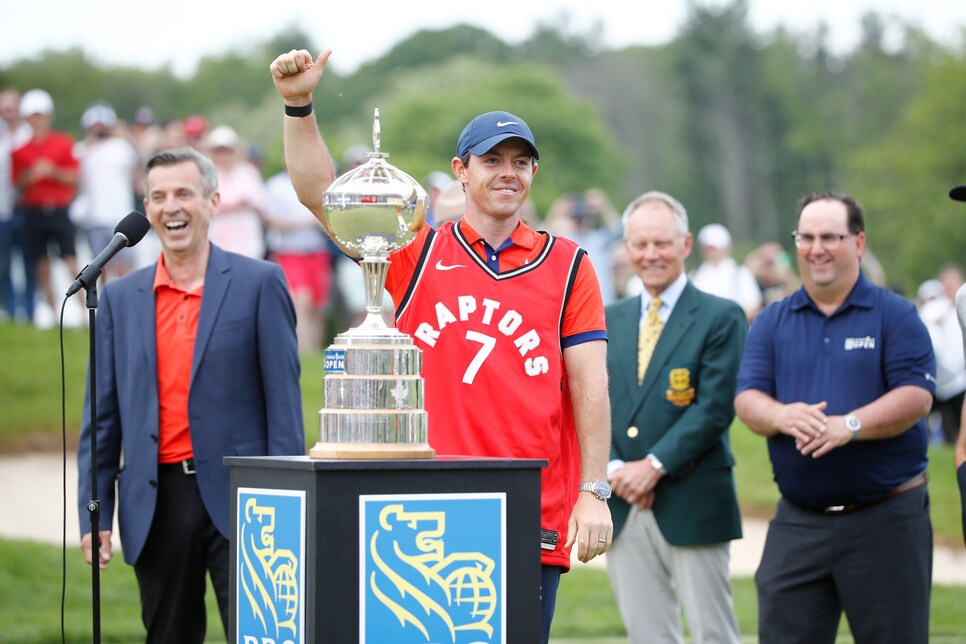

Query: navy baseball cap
[456,111,539,160]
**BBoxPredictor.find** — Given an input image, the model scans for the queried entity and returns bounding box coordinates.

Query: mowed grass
[3,537,966,642]
[0,538,225,643]
[0,325,89,449]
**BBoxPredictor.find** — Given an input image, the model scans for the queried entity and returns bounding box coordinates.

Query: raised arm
[269,48,337,220]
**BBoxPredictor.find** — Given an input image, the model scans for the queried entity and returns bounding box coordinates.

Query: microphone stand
[83,284,102,644]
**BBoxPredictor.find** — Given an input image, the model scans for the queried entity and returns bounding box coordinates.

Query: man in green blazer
[605,191,746,644]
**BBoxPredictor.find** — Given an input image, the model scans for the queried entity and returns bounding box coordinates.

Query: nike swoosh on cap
[496,121,519,127]
[435,260,466,271]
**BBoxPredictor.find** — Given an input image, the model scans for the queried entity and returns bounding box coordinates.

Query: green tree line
[3,0,964,291]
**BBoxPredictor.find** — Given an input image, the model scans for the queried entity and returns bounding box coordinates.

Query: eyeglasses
[790,231,854,250]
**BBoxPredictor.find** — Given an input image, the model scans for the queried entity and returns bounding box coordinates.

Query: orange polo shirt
[152,254,203,463]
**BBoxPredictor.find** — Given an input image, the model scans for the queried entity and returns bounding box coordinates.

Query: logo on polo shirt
[844,336,876,350]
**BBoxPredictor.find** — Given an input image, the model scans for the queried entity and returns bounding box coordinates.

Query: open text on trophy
[310,108,433,459]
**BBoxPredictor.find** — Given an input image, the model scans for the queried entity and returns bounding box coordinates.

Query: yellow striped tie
[638,298,664,385]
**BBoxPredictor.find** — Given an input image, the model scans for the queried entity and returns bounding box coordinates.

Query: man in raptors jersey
[271,49,613,642]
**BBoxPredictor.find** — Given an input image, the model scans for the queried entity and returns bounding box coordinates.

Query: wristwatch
[844,414,862,441]
[579,480,612,501]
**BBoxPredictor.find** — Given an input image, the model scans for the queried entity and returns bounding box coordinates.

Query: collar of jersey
[457,218,541,253]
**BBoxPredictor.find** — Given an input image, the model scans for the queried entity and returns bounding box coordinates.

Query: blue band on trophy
[324,349,346,374]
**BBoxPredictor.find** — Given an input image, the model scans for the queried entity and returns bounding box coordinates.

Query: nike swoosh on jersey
[435,260,466,271]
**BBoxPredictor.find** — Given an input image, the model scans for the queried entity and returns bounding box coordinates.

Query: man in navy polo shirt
[735,192,935,644]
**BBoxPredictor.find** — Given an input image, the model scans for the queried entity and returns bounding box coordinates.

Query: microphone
[66,212,151,296]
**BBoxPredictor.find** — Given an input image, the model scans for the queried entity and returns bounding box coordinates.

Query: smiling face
[796,198,864,296]
[452,138,536,223]
[144,160,220,260]
[624,199,692,297]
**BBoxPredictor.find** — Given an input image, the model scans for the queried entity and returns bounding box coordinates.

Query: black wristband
[284,102,313,118]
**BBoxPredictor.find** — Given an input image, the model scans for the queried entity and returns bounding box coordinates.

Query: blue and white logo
[324,349,346,373]
[360,493,506,643]
[236,488,305,644]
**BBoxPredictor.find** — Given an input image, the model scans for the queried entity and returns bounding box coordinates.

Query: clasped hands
[776,401,852,457]
[609,458,663,510]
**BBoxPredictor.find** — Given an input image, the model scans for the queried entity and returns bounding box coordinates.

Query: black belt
[820,471,927,515]
[158,458,195,475]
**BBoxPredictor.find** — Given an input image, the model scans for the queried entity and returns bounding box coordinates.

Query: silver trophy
[310,108,434,459]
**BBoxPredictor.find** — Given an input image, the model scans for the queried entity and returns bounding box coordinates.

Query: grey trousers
[607,507,741,644]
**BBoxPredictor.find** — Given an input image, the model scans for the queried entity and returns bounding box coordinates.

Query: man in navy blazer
[77,147,304,643]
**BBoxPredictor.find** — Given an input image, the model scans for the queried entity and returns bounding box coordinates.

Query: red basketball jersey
[395,222,584,568]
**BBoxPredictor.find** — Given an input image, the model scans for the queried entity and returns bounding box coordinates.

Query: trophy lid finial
[373,108,381,156]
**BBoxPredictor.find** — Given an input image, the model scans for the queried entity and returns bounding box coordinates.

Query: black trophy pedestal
[226,455,544,643]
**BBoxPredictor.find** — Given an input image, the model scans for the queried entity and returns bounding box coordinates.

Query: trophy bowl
[310,108,434,460]
[321,158,427,261]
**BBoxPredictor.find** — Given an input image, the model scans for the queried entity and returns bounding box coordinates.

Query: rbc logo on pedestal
[236,489,306,644]
[360,493,506,643]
